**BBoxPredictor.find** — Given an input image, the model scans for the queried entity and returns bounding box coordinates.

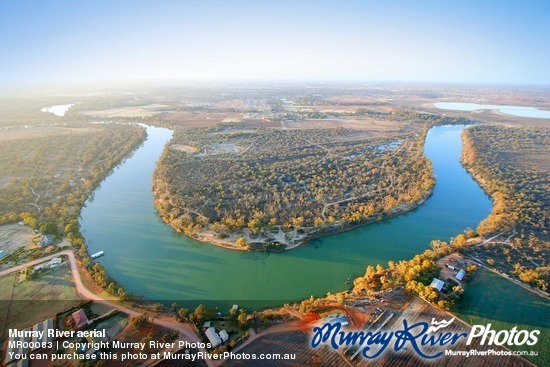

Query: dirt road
[0,250,215,367]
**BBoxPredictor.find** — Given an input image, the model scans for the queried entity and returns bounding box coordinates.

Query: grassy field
[93,312,129,339]
[0,265,81,332]
[0,224,36,248]
[455,268,549,367]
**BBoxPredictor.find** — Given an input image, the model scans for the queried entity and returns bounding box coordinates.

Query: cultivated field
[161,112,244,127]
[0,264,81,332]
[0,224,36,253]
[81,103,169,118]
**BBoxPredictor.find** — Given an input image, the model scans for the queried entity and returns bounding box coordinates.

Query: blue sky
[1,0,549,86]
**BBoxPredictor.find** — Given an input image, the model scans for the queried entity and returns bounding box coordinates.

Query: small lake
[435,102,550,119]
[41,104,74,117]
[80,124,493,309]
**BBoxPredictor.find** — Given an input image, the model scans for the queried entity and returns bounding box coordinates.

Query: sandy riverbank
[159,193,432,252]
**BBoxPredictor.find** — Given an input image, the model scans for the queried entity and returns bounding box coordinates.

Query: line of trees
[462,125,549,290]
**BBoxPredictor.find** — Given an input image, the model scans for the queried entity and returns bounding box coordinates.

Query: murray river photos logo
[311,317,540,360]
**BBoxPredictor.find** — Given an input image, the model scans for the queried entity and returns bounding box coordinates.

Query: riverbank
[460,125,549,292]
[80,124,493,305]
[153,128,434,252]
[155,193,433,252]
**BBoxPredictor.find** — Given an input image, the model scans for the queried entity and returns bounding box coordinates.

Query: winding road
[0,250,215,367]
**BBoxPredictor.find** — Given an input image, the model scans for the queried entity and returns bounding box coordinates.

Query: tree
[193,304,213,323]
[452,285,464,296]
[162,330,180,342]
[237,311,249,330]
[453,234,467,247]
[139,332,154,353]
[40,222,58,235]
[236,237,247,248]
[177,308,189,322]
[229,307,239,320]
[422,286,439,302]
[131,313,149,329]
[437,299,454,310]
[152,303,164,313]
[20,212,38,229]
[248,218,262,234]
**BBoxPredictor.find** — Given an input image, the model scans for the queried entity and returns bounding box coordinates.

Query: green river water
[79,124,548,364]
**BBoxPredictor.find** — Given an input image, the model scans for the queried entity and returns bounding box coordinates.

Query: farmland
[0,264,81,331]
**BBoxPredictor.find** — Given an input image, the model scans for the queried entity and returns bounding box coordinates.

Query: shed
[455,269,466,281]
[430,278,445,292]
[204,327,222,348]
[219,329,229,342]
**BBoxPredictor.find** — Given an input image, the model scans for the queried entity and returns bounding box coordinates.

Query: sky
[1,0,549,86]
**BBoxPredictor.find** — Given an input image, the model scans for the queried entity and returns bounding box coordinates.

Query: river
[80,124,494,308]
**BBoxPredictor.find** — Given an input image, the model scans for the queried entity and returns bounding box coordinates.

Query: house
[204,327,222,347]
[232,304,239,311]
[72,309,89,328]
[323,313,349,326]
[39,235,54,247]
[430,278,445,292]
[455,269,466,281]
[203,321,211,328]
[219,329,229,343]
